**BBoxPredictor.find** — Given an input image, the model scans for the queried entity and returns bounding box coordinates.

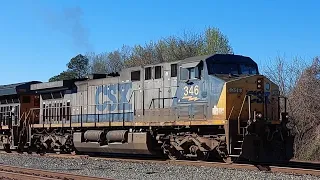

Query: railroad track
[0,164,112,180]
[1,151,320,177]
[49,153,320,176]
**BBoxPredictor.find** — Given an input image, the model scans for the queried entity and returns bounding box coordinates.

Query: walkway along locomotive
[0,54,293,163]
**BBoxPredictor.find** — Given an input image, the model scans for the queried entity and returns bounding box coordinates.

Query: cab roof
[0,81,41,96]
[182,54,257,65]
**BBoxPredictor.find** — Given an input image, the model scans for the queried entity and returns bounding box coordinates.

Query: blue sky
[0,0,319,85]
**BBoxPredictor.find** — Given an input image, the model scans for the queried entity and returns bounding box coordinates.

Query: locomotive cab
[175,54,291,162]
[176,54,264,123]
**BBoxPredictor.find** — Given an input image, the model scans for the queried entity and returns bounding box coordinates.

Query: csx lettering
[183,85,199,96]
[246,91,270,104]
[95,83,132,112]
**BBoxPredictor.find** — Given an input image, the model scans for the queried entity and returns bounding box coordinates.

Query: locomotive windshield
[207,63,258,75]
[205,54,259,75]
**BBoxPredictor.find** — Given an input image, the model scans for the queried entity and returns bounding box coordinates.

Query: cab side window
[180,63,203,80]
[180,67,189,80]
[171,64,177,77]
[145,67,152,80]
[155,66,162,79]
[131,70,141,81]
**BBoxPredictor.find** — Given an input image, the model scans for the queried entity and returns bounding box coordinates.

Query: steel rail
[43,153,320,176]
[0,164,113,180]
[1,151,320,177]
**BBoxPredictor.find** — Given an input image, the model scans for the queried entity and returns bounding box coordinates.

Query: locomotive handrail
[228,106,234,121]
[20,111,26,122]
[149,97,177,109]
[128,90,135,103]
[28,109,40,127]
[237,95,248,134]
[28,102,134,126]
[26,100,209,125]
[128,90,136,115]
[0,104,20,126]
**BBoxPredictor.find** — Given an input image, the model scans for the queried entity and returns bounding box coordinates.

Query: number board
[228,87,243,93]
[182,85,200,101]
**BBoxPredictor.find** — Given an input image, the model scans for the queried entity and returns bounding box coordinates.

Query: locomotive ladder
[15,110,32,150]
[228,95,250,159]
[228,126,247,158]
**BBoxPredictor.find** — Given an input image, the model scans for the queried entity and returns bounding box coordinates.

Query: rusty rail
[0,164,113,180]
[53,153,320,177]
[1,152,320,177]
[42,153,320,177]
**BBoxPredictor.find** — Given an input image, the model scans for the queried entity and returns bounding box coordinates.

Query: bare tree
[264,56,320,161]
[287,57,320,160]
[107,50,124,73]
[86,52,109,74]
[263,54,307,96]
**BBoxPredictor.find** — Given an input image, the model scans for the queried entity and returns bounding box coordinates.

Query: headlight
[257,78,263,89]
[256,113,263,118]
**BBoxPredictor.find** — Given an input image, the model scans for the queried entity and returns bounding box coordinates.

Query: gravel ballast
[0,153,318,180]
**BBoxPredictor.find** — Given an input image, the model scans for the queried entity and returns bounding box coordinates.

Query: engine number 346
[183,85,199,96]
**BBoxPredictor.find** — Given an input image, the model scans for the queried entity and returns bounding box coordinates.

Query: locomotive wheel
[3,144,11,153]
[36,143,47,156]
[162,143,183,160]
[167,150,183,160]
[26,147,32,154]
[223,157,233,164]
[17,146,23,154]
[71,151,77,156]
[196,151,209,161]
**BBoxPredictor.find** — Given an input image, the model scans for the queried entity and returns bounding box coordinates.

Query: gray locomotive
[0,54,293,163]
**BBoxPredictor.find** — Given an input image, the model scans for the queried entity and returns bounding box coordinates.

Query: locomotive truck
[0,54,293,163]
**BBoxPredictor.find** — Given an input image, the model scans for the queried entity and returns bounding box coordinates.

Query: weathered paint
[172,70,227,121]
[208,76,225,107]
[214,83,227,120]
[95,82,133,112]
[176,76,224,105]
[32,54,281,128]
[70,113,134,123]
[68,82,134,123]
[177,80,204,103]
[32,119,227,128]
[225,75,280,123]
[246,90,271,104]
